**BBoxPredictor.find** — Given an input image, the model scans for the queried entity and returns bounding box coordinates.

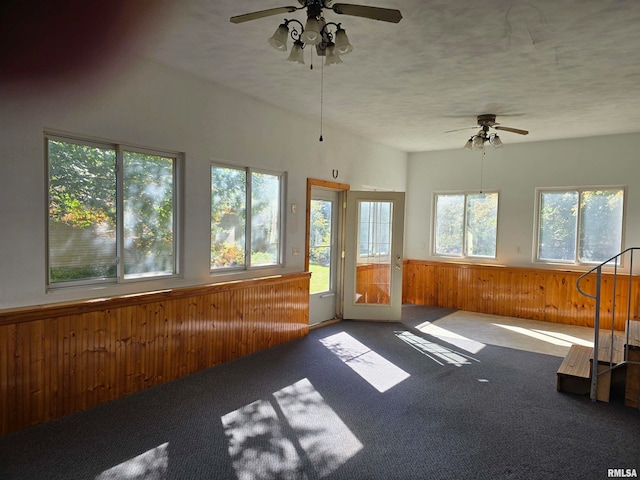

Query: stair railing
[576,247,638,402]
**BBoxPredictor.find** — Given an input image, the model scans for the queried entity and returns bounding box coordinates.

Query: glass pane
[310,199,333,294]
[48,140,117,283]
[538,191,578,262]
[465,193,498,258]
[434,194,464,256]
[251,172,281,266]
[123,152,175,277]
[211,166,246,269]
[358,201,371,257]
[579,189,624,263]
[355,201,392,305]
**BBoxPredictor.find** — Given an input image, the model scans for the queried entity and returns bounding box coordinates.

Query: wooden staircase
[557,320,640,406]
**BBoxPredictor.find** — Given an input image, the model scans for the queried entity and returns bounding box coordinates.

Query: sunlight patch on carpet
[274,379,363,477]
[95,443,168,480]
[320,331,410,392]
[395,330,479,367]
[221,378,362,479]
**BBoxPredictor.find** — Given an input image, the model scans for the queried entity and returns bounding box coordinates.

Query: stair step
[590,332,627,402]
[557,344,592,394]
[625,321,640,407]
[627,320,640,349]
[558,344,592,379]
[625,348,640,407]
[593,332,625,365]
[557,326,640,404]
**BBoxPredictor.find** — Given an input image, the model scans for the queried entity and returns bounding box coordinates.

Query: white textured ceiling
[137,0,640,152]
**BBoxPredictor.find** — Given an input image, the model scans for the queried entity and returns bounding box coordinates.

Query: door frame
[305,178,350,322]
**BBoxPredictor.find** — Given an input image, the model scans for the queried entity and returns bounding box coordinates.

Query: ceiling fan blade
[230,6,299,24]
[494,126,529,135]
[331,3,403,23]
[444,126,476,133]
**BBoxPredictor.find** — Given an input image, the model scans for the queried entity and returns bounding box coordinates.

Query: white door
[343,191,405,321]
[309,188,342,325]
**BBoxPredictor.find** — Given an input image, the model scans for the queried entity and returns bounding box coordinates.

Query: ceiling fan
[230,1,402,64]
[447,114,529,149]
[230,0,403,25]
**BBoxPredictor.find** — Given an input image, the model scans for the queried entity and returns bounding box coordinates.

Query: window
[358,200,392,262]
[536,188,624,264]
[433,192,499,258]
[47,134,180,287]
[211,165,284,271]
[309,198,333,293]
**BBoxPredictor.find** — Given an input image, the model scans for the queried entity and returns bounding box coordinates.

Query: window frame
[534,186,626,266]
[357,199,393,264]
[210,162,286,274]
[45,132,183,290]
[432,190,500,260]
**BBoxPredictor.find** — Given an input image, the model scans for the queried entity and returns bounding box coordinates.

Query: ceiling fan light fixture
[458,116,528,150]
[268,23,289,51]
[324,42,343,65]
[301,16,322,45]
[232,3,402,66]
[287,40,305,64]
[333,27,353,55]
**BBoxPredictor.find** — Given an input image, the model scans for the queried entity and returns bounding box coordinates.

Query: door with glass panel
[343,191,405,321]
[309,188,341,325]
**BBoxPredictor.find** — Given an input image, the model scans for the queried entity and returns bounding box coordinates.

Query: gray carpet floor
[1,306,639,479]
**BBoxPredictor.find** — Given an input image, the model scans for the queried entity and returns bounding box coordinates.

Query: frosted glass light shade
[287,41,305,64]
[268,24,289,51]
[334,28,353,55]
[464,138,473,149]
[492,135,503,148]
[473,135,485,148]
[301,17,321,45]
[325,43,343,65]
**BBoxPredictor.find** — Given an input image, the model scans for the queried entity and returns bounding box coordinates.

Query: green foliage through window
[211,165,284,271]
[47,136,179,285]
[537,188,624,264]
[309,199,333,293]
[434,192,498,258]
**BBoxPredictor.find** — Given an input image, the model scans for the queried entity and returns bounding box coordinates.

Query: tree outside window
[434,192,498,258]
[47,136,179,286]
[211,165,284,271]
[537,188,624,264]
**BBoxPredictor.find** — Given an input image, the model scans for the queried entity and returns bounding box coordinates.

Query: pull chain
[319,58,324,142]
[480,147,485,193]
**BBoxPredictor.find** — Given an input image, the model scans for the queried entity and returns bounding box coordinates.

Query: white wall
[0,55,406,309]
[405,133,640,267]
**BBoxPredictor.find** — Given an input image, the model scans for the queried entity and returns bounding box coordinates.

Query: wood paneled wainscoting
[403,260,640,331]
[0,272,310,435]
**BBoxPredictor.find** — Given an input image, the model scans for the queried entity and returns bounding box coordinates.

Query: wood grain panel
[403,260,640,331]
[0,272,310,435]
[355,263,391,304]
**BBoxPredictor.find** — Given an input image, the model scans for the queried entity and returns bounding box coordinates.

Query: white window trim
[431,190,500,260]
[210,162,287,275]
[45,131,183,290]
